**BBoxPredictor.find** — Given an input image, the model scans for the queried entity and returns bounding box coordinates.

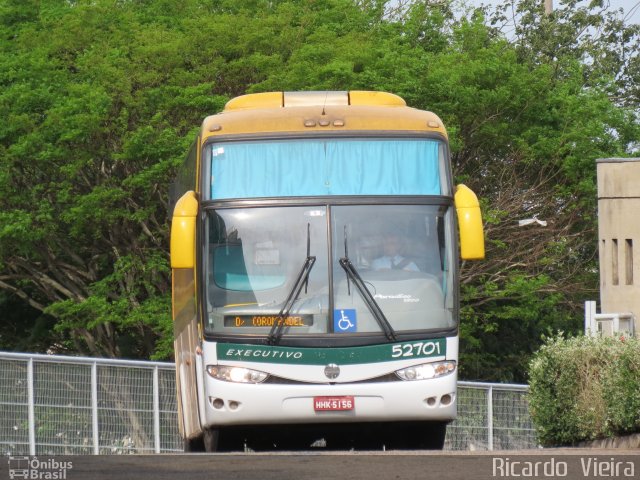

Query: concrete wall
[597,158,640,334]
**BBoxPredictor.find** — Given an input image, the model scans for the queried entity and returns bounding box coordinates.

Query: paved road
[4,450,639,480]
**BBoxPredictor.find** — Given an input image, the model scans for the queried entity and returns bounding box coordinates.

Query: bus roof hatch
[284,91,348,107]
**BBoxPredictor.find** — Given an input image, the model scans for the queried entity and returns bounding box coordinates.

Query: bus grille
[263,372,400,385]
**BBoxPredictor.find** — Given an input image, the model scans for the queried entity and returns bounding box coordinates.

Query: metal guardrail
[0,352,180,455]
[584,300,636,337]
[0,352,537,454]
[451,381,537,451]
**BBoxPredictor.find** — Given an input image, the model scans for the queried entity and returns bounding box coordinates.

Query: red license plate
[313,396,355,411]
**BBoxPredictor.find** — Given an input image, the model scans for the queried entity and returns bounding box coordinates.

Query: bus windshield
[204,204,455,339]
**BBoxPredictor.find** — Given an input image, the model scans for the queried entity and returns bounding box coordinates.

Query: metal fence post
[153,365,161,454]
[91,361,99,455]
[487,385,494,451]
[27,358,36,456]
[585,300,596,336]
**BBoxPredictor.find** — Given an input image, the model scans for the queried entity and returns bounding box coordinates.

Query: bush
[528,334,640,446]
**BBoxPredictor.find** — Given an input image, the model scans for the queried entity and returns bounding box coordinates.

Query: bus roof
[201,91,447,141]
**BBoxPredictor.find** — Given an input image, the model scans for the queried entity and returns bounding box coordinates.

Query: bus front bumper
[202,374,457,427]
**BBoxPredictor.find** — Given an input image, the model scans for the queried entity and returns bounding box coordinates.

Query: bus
[170,91,484,451]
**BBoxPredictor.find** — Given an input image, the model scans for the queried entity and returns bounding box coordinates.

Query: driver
[371,233,419,272]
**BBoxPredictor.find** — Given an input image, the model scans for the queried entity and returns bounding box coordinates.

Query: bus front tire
[203,428,221,452]
[183,429,223,452]
[183,434,204,452]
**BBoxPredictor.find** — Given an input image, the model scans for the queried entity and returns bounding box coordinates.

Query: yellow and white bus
[170,91,484,451]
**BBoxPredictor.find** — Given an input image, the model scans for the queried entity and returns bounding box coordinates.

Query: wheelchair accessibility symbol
[334,309,357,332]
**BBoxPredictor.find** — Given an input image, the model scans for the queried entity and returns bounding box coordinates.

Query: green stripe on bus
[216,338,446,365]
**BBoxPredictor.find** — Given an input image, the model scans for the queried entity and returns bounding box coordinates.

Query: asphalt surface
[3,449,640,480]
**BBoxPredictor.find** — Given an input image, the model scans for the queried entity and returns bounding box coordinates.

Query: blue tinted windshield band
[210,140,441,199]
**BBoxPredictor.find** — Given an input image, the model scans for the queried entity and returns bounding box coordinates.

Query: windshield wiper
[268,224,316,345]
[339,227,397,342]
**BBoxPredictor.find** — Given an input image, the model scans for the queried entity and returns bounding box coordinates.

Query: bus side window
[169,138,198,216]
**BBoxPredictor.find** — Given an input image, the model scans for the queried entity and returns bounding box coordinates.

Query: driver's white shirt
[371,255,419,272]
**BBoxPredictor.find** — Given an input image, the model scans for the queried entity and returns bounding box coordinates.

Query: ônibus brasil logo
[8,457,73,480]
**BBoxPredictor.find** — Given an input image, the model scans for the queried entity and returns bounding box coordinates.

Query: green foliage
[0,291,59,352]
[460,274,575,383]
[0,0,638,369]
[0,0,197,358]
[529,335,640,446]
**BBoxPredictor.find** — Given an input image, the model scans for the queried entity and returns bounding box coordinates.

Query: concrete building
[595,158,640,335]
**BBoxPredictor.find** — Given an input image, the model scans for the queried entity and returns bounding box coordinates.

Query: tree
[451,0,639,381]
[0,0,401,358]
[0,0,200,357]
[0,292,59,352]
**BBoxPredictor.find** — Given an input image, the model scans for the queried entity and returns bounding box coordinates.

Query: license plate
[313,396,355,411]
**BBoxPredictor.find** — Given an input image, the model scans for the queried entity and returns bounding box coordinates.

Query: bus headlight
[206,365,269,384]
[395,361,456,381]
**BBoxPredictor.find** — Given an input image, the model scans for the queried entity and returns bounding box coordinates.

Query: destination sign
[224,315,314,328]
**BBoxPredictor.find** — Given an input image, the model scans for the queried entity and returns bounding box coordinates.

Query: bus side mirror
[455,184,485,260]
[171,191,199,269]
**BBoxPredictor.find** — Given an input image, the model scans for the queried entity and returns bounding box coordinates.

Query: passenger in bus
[371,233,419,272]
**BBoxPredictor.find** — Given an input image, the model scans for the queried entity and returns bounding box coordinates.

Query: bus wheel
[183,434,204,452]
[203,428,221,452]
